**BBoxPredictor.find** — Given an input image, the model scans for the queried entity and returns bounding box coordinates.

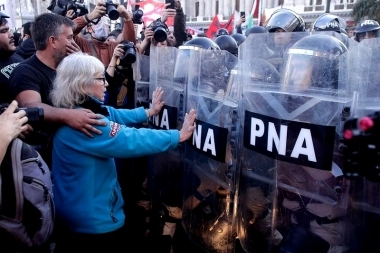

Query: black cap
[0,11,10,19]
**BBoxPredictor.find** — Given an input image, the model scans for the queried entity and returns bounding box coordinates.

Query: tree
[351,0,380,23]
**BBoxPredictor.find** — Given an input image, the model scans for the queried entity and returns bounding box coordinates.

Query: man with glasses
[0,12,24,104]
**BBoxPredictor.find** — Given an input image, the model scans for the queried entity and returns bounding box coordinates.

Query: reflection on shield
[236,34,352,253]
[134,54,151,108]
[146,46,187,236]
[182,48,239,253]
[343,37,380,253]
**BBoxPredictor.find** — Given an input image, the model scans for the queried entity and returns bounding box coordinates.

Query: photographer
[73,0,136,67]
[137,0,186,55]
[0,100,28,165]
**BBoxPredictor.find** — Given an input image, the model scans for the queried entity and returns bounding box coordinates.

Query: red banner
[205,14,234,39]
[205,15,220,38]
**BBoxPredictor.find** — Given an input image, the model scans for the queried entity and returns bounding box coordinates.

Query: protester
[0,12,24,104]
[15,21,36,59]
[10,13,106,168]
[50,52,196,252]
[0,100,28,165]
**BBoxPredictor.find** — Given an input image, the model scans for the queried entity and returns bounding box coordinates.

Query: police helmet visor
[357,31,379,41]
[266,10,302,32]
[282,48,340,92]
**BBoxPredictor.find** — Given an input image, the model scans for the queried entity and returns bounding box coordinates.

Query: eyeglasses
[93,77,106,86]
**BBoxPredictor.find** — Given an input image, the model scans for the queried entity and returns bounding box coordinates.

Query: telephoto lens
[105,0,119,20]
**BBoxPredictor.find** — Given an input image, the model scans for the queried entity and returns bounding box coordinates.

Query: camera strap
[117,78,128,107]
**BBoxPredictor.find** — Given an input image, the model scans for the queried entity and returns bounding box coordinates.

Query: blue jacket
[52,99,180,234]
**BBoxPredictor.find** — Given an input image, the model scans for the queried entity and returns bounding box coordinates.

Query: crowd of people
[0,0,379,252]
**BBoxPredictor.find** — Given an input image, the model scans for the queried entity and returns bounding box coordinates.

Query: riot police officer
[265,9,306,71]
[354,19,380,42]
[216,28,230,37]
[214,34,239,56]
[312,13,351,48]
[231,33,246,46]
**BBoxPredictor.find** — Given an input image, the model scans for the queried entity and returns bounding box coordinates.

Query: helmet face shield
[356,30,379,42]
[282,53,314,92]
[282,46,342,92]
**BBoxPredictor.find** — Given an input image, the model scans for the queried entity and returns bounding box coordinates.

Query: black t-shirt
[10,54,56,106]
[0,53,24,104]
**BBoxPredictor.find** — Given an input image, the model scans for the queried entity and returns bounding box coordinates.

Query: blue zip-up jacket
[52,99,180,234]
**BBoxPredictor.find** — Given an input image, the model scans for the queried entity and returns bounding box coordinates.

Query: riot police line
[132,26,380,253]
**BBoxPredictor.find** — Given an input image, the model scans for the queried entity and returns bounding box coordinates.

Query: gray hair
[50,52,105,108]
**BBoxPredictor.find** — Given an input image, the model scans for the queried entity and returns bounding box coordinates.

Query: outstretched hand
[179,109,196,142]
[150,87,165,116]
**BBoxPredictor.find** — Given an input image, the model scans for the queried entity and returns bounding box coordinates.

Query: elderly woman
[50,52,196,252]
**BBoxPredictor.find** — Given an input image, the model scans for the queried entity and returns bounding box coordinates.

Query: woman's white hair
[50,52,105,108]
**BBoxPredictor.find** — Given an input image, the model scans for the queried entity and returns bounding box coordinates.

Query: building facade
[12,0,356,30]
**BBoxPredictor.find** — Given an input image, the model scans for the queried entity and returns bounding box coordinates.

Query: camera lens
[17,107,44,123]
[121,47,136,64]
[107,4,119,20]
[154,27,167,42]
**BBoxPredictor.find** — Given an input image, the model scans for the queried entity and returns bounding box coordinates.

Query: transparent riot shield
[146,45,187,239]
[182,48,239,253]
[311,30,359,50]
[133,53,151,108]
[342,37,380,253]
[264,32,310,74]
[237,34,352,253]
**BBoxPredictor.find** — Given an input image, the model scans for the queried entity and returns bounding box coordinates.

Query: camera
[48,0,88,19]
[132,9,143,24]
[117,41,137,66]
[0,104,44,124]
[105,0,119,20]
[149,19,169,42]
[342,111,380,182]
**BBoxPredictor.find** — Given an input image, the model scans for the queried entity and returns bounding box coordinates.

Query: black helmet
[216,28,229,37]
[246,25,267,36]
[282,34,347,90]
[175,37,220,81]
[231,33,246,46]
[313,13,342,32]
[265,8,305,33]
[214,35,238,56]
[182,37,220,50]
[355,20,380,42]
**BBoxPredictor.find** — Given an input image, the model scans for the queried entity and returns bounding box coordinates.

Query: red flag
[137,0,165,26]
[205,15,220,39]
[220,13,234,34]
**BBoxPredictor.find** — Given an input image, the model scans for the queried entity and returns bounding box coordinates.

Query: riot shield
[133,53,151,108]
[237,34,352,253]
[311,30,359,49]
[264,32,310,74]
[342,37,380,253]
[146,45,187,240]
[182,48,239,253]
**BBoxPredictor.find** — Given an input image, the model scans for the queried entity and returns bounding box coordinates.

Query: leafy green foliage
[351,0,380,23]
